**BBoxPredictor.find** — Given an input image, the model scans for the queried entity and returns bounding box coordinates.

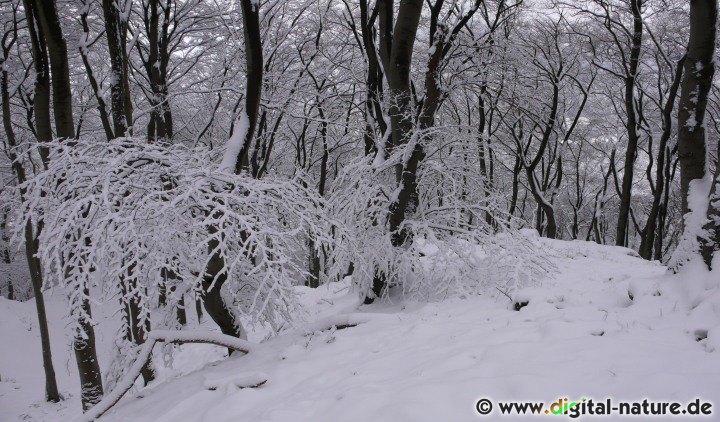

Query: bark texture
[678,0,716,217]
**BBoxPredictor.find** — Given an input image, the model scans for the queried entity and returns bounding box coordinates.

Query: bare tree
[26,0,104,410]
[1,0,60,402]
[204,0,264,341]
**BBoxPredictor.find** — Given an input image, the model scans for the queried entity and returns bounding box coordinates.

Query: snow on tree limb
[76,329,255,421]
[326,149,553,302]
[11,138,338,334]
[149,329,255,351]
[218,111,250,173]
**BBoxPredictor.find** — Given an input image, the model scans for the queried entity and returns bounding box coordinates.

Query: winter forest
[0,0,719,420]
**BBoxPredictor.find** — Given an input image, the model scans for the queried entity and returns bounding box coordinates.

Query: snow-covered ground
[1,238,719,421]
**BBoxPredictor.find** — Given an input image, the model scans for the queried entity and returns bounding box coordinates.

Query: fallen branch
[149,330,255,351]
[78,316,377,420]
[76,330,255,421]
[299,313,388,334]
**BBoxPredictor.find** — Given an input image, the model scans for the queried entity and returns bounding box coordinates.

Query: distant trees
[1,0,719,413]
[504,16,594,239]
[364,0,518,302]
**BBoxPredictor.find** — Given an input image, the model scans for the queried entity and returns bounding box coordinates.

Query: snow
[669,174,714,269]
[2,238,719,421]
[78,330,256,421]
[202,372,268,391]
[218,112,250,173]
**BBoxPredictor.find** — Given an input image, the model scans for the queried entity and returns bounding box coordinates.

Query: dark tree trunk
[25,225,60,402]
[678,1,717,267]
[202,234,247,347]
[359,0,387,156]
[26,206,62,402]
[2,34,60,401]
[195,293,203,322]
[615,0,643,247]
[508,154,521,218]
[367,0,486,302]
[234,0,263,173]
[158,283,166,307]
[366,0,423,303]
[22,0,51,164]
[639,57,685,259]
[523,77,561,240]
[201,0,263,341]
[102,0,132,136]
[142,0,173,143]
[176,293,187,326]
[73,288,104,410]
[30,0,74,139]
[161,263,186,327]
[79,3,114,142]
[30,0,104,409]
[306,101,329,289]
[202,253,245,346]
[5,278,13,300]
[119,266,154,385]
[478,93,496,227]
[674,0,719,269]
[588,150,615,244]
[679,0,716,217]
[700,144,720,267]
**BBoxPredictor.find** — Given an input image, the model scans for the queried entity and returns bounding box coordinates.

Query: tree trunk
[26,224,60,402]
[82,329,255,421]
[195,293,203,322]
[675,0,719,269]
[639,57,685,259]
[143,0,173,143]
[74,288,104,410]
[79,3,114,142]
[119,266,154,385]
[3,6,60,402]
[202,251,246,347]
[22,0,51,165]
[30,0,104,409]
[102,0,132,136]
[359,0,387,156]
[30,0,74,139]
[615,0,643,247]
[678,0,716,224]
[700,142,720,267]
[366,0,424,303]
[234,0,263,173]
[202,0,263,339]
[307,101,329,288]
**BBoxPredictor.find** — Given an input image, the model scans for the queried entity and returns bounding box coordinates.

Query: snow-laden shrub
[327,144,553,302]
[12,138,334,337]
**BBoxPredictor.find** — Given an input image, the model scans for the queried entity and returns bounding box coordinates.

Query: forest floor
[1,238,719,421]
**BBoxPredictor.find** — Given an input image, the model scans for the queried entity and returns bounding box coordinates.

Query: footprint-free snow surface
[2,238,719,421]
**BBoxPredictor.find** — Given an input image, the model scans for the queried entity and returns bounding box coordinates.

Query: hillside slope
[1,238,719,421]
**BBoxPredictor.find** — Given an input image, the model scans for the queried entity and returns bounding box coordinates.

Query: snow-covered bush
[12,138,335,337]
[327,138,553,302]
